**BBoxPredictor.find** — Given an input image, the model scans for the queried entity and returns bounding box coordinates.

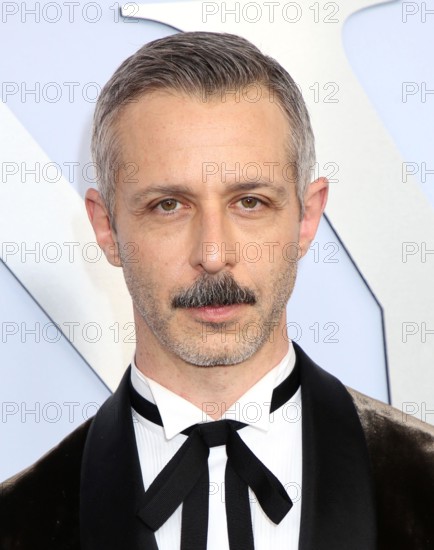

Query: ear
[85,188,121,267]
[298,177,329,258]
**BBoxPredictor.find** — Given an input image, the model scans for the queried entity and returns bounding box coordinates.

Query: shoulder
[347,386,434,458]
[0,418,93,550]
[347,387,434,548]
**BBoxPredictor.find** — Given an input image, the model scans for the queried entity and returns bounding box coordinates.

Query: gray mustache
[172,272,256,309]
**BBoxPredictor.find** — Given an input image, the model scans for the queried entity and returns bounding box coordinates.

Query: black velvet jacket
[1,343,434,549]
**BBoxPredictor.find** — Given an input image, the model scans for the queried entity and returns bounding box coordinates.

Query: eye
[155,198,180,213]
[238,196,263,209]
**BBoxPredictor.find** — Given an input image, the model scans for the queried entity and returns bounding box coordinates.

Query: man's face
[112,88,304,367]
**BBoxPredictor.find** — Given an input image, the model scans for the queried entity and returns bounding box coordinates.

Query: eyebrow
[129,182,289,203]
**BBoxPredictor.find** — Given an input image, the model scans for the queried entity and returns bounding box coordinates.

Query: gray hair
[91,31,315,225]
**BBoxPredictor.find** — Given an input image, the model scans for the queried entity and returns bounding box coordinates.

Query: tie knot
[196,420,231,448]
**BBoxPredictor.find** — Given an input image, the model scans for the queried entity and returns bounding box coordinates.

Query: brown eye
[240,197,259,209]
[160,199,178,211]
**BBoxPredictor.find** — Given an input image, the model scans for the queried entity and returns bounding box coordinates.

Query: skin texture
[85,89,328,417]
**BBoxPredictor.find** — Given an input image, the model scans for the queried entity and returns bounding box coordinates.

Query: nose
[189,206,239,275]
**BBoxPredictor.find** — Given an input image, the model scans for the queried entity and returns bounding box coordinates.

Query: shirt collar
[130,342,296,440]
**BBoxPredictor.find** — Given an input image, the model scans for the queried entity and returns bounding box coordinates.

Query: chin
[173,342,261,368]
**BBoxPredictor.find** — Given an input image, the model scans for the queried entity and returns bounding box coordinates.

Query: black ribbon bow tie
[129,359,300,550]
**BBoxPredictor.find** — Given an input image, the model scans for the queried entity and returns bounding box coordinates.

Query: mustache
[172,272,257,309]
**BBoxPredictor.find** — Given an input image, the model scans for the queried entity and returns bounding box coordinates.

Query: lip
[185,303,245,322]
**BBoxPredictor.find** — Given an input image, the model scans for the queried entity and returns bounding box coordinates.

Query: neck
[133,317,290,420]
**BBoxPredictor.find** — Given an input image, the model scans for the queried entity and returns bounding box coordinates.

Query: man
[1,31,434,550]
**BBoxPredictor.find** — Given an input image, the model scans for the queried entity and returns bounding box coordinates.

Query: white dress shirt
[130,342,302,550]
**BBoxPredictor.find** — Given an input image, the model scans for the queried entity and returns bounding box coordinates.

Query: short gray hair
[91,31,315,225]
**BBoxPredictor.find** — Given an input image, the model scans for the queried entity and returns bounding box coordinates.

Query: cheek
[126,239,187,289]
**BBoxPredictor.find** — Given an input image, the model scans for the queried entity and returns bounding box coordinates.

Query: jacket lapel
[80,366,158,550]
[294,342,377,549]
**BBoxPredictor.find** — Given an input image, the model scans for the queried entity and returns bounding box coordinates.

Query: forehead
[115,89,292,193]
[117,88,288,152]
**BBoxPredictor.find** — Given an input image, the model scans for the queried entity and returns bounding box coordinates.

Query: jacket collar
[294,341,377,549]
[80,365,158,550]
[80,343,377,549]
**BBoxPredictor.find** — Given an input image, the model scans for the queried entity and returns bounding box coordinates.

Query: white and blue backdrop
[1,0,434,480]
